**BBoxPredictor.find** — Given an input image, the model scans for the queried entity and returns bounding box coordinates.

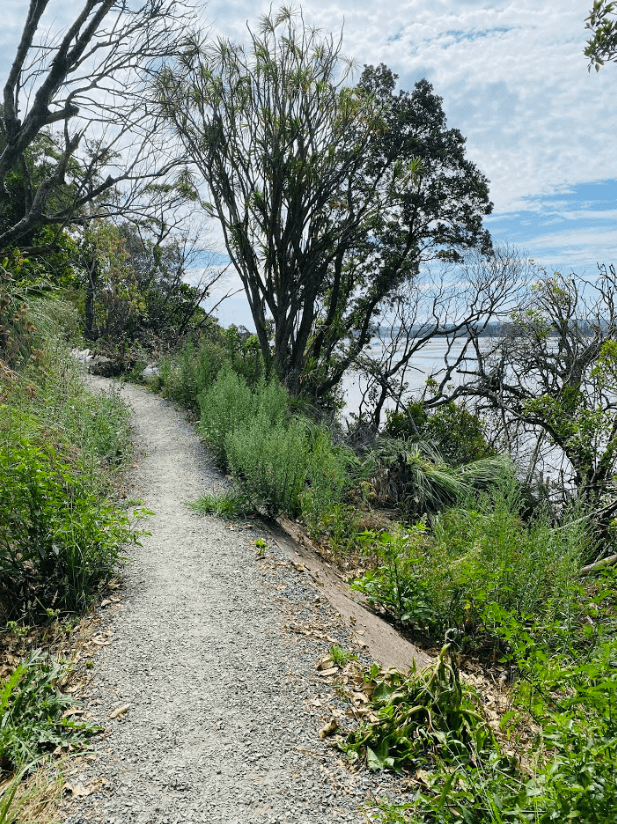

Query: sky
[2,1,616,329]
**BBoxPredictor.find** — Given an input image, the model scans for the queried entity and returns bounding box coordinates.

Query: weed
[187,491,251,520]
[340,646,491,772]
[351,478,588,647]
[0,435,137,619]
[198,369,290,467]
[329,646,356,668]
[159,338,226,412]
[0,649,100,770]
[254,538,268,559]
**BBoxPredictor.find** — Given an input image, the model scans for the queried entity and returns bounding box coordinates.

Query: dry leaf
[62,707,84,719]
[109,704,130,719]
[319,667,339,678]
[64,783,91,798]
[317,656,335,671]
[413,769,432,787]
[318,719,338,739]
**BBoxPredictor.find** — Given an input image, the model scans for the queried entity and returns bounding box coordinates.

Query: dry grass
[0,764,63,824]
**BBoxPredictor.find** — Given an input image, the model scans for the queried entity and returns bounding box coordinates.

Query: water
[342,337,471,418]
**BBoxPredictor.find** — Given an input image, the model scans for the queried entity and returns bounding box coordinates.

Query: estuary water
[341,337,472,418]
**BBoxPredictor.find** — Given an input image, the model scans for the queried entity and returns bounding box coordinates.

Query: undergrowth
[0,294,139,620]
[340,639,617,823]
[0,649,99,772]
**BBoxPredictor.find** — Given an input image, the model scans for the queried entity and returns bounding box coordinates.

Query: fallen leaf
[318,719,338,739]
[319,667,339,678]
[62,707,84,719]
[63,783,91,798]
[109,704,130,719]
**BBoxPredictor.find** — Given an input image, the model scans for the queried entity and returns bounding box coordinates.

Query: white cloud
[3,0,616,320]
[204,1,616,216]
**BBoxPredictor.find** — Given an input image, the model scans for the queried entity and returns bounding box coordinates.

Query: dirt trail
[62,378,425,824]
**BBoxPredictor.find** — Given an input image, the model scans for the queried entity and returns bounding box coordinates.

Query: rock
[142,364,159,381]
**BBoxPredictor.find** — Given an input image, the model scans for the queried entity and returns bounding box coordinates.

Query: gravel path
[62,379,398,824]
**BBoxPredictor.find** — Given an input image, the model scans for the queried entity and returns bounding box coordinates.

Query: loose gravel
[62,378,401,824]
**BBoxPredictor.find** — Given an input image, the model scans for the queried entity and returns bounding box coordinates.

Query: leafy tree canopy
[585,1,617,69]
[159,8,493,400]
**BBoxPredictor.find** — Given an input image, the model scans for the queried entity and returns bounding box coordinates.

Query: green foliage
[329,645,357,668]
[159,337,227,412]
[198,369,290,466]
[226,415,309,516]
[0,430,136,619]
[585,1,617,69]
[368,439,484,521]
[80,220,211,349]
[187,490,250,519]
[301,425,352,533]
[365,629,617,823]
[0,649,99,770]
[0,298,138,620]
[341,646,492,772]
[385,402,495,467]
[352,478,588,643]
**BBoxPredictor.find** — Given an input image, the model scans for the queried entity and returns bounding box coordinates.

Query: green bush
[301,425,351,532]
[0,299,137,620]
[352,478,587,643]
[225,414,309,516]
[198,369,289,466]
[385,401,494,466]
[0,435,136,618]
[159,337,226,412]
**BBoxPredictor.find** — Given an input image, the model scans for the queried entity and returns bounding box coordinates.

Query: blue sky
[2,1,616,328]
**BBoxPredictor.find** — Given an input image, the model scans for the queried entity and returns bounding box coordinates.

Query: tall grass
[0,297,137,620]
[352,476,588,644]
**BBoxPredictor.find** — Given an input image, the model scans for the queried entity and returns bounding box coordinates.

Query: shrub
[352,478,588,644]
[225,414,309,516]
[301,424,351,531]
[0,435,136,618]
[0,306,137,620]
[198,369,290,466]
[385,401,494,466]
[159,337,227,412]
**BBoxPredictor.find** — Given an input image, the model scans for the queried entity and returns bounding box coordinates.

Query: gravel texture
[62,378,399,824]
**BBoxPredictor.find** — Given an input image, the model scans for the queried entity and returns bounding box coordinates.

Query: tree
[585,1,617,69]
[79,214,228,346]
[0,0,192,253]
[305,65,493,403]
[158,9,493,398]
[456,267,617,509]
[349,246,532,434]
